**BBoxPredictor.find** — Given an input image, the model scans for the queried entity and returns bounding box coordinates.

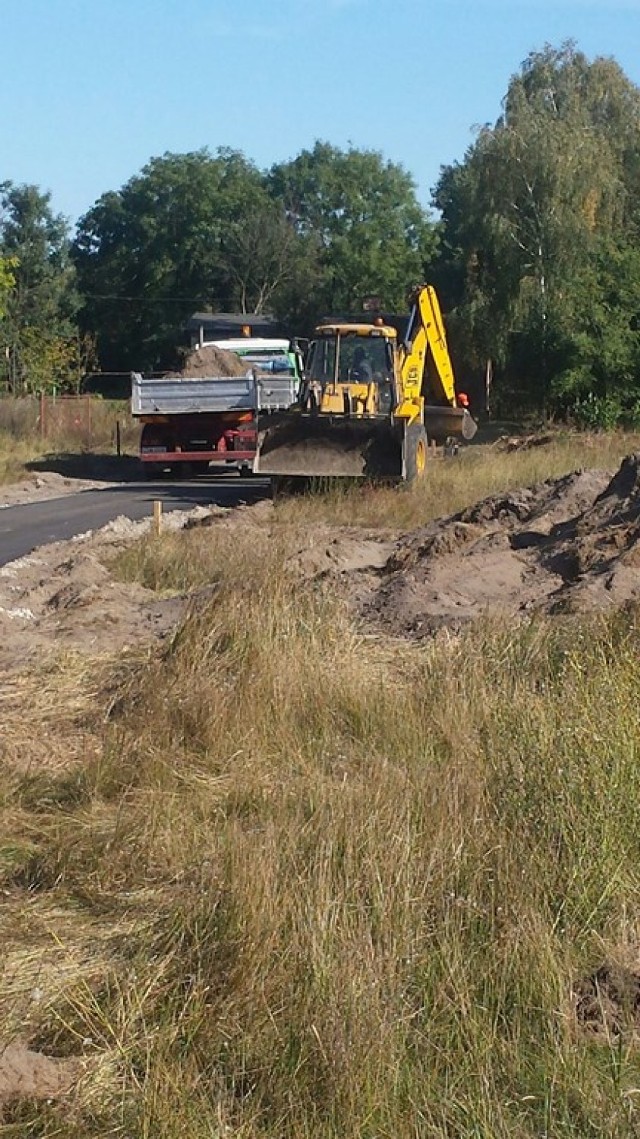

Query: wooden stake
[153,499,162,536]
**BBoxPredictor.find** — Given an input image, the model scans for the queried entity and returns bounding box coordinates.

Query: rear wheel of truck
[403,422,428,483]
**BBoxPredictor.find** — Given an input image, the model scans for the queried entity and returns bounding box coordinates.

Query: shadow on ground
[26,452,144,482]
[25,452,260,485]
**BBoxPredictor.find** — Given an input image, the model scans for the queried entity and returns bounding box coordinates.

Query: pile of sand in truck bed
[298,453,640,637]
[167,344,249,379]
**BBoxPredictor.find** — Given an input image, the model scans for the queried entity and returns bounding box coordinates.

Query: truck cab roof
[199,338,291,354]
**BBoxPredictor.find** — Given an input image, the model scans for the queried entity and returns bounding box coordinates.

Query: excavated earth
[166,343,250,378]
[4,454,640,675]
[296,453,640,637]
[0,505,228,672]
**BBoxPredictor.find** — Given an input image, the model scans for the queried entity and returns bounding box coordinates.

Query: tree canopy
[73,144,436,370]
[432,42,640,420]
[73,149,273,370]
[0,182,81,392]
[269,142,436,320]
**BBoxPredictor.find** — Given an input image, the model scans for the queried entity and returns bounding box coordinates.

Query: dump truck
[255,285,476,484]
[131,368,298,477]
[131,337,303,476]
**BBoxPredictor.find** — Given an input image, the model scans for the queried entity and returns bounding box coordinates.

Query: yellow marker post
[153,499,162,537]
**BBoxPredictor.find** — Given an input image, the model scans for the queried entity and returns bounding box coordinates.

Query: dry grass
[275,429,640,531]
[0,398,136,485]
[3,444,640,1134]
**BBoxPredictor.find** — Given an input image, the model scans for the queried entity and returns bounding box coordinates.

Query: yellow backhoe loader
[254,284,477,485]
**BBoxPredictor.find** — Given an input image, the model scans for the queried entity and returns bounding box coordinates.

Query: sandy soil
[0,504,225,671]
[0,1043,81,1112]
[4,453,640,679]
[0,470,116,509]
[298,456,640,636]
[167,343,250,378]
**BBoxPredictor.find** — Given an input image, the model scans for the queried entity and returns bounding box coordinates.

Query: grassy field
[0,397,136,484]
[2,432,640,1136]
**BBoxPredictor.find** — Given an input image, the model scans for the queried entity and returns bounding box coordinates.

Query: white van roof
[200,338,290,353]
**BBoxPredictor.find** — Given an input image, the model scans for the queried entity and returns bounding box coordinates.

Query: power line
[83,293,214,303]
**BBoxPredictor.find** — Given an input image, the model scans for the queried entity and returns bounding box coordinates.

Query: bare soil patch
[575,957,640,1038]
[293,455,640,637]
[0,470,115,509]
[0,1043,81,1109]
[4,449,640,681]
[0,505,226,672]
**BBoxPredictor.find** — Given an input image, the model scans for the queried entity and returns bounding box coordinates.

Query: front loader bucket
[424,406,477,445]
[255,414,402,479]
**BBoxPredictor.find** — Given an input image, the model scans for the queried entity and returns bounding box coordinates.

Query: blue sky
[3,0,640,227]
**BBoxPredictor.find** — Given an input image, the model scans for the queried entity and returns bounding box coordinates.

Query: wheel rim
[416,437,427,476]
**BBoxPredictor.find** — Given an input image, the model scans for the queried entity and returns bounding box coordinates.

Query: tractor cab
[303,325,397,416]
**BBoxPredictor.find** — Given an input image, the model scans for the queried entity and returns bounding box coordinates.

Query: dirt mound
[338,455,640,636]
[458,468,611,533]
[0,505,232,671]
[291,531,395,579]
[168,344,249,378]
[495,432,555,453]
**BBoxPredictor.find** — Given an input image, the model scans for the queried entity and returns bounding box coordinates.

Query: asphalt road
[0,474,269,567]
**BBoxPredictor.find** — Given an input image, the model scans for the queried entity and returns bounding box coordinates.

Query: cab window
[307,338,336,383]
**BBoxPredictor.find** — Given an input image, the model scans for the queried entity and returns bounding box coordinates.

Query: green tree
[0,255,16,319]
[219,199,304,315]
[433,43,640,417]
[73,149,294,370]
[269,142,437,319]
[0,183,78,392]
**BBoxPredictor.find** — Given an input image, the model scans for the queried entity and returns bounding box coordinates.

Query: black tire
[403,422,428,483]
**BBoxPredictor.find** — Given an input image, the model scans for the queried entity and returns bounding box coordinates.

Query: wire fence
[0,395,138,453]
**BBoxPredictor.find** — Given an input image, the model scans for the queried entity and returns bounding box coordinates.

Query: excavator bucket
[424,405,477,445]
[255,413,402,479]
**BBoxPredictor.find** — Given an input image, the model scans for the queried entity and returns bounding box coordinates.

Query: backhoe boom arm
[402,284,457,406]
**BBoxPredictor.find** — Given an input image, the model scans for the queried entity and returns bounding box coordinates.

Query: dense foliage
[1,41,639,416]
[72,145,433,371]
[433,43,640,421]
[0,183,91,393]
